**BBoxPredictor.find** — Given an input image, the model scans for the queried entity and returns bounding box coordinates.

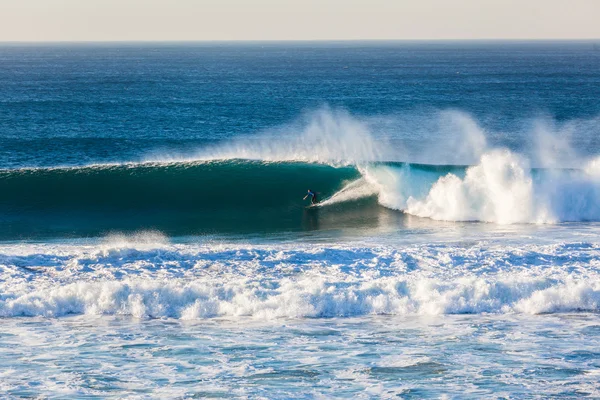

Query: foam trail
[317,178,378,206]
[100,231,169,249]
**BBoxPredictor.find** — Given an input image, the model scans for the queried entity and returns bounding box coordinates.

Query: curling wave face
[2,153,600,239]
[0,160,378,239]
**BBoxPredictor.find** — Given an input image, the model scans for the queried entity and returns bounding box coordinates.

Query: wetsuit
[307,190,318,204]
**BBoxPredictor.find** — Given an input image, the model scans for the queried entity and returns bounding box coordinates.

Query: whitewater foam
[356,150,600,224]
[1,239,599,319]
[5,274,599,319]
[405,150,539,224]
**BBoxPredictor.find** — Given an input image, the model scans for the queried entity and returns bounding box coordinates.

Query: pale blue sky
[1,0,598,41]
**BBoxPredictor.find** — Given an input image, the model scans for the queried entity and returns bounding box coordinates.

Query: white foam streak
[100,231,169,250]
[317,178,378,206]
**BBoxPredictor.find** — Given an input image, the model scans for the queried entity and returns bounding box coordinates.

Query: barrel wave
[0,160,374,239]
[3,151,600,239]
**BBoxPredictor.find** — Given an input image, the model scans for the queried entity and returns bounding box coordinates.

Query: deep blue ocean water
[1,41,599,168]
[1,42,600,398]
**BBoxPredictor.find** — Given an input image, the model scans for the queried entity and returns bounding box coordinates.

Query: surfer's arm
[303,195,308,200]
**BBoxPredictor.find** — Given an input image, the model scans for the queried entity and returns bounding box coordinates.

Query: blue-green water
[1,41,599,169]
[1,42,600,398]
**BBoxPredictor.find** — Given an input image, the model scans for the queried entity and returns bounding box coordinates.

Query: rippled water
[2,314,600,398]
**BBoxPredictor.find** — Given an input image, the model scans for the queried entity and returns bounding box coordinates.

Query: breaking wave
[1,108,600,239]
[1,240,599,319]
[363,151,600,224]
[1,154,600,240]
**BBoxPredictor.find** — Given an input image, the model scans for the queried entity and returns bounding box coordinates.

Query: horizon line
[1,38,600,44]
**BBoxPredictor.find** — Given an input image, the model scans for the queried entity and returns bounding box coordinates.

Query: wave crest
[2,275,599,319]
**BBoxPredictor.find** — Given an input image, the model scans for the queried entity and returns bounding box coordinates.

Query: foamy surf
[355,151,600,224]
[3,271,599,319]
[2,238,600,319]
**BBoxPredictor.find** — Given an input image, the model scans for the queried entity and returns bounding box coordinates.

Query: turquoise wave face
[0,160,396,239]
[0,160,358,211]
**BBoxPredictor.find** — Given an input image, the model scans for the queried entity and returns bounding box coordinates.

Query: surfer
[303,189,318,205]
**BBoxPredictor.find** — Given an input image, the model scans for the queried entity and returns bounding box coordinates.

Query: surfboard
[305,202,321,209]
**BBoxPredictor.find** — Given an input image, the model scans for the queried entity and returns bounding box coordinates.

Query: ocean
[1,41,600,398]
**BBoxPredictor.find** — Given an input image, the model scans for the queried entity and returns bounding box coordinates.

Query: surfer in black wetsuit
[303,189,318,205]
